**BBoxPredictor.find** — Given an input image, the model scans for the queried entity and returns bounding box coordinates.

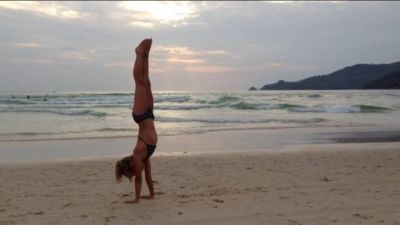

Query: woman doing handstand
[115,38,157,204]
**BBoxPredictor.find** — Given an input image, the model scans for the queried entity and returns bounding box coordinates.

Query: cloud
[265,1,345,5]
[154,46,201,56]
[154,45,208,66]
[104,62,131,68]
[0,1,87,19]
[260,62,317,71]
[166,57,205,64]
[204,50,230,56]
[186,65,238,74]
[130,21,155,28]
[58,49,96,62]
[267,1,295,4]
[262,62,284,68]
[11,42,44,48]
[154,45,233,59]
[152,45,238,74]
[118,1,199,28]
[1,1,399,92]
[15,58,53,64]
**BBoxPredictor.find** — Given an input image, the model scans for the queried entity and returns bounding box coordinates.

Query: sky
[0,1,400,93]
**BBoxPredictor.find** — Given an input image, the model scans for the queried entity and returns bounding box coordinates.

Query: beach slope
[0,142,399,225]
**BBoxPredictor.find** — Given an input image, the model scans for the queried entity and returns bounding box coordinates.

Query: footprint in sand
[279,196,290,200]
[104,216,116,222]
[177,194,190,199]
[287,219,301,225]
[0,220,16,225]
[63,203,72,208]
[34,211,45,215]
[212,199,224,203]
[352,213,374,220]
[319,176,331,182]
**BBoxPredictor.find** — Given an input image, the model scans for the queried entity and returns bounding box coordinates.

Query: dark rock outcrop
[248,86,257,91]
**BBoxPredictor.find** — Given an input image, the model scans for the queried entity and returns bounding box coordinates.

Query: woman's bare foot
[144,38,152,54]
[135,40,146,55]
[135,39,152,55]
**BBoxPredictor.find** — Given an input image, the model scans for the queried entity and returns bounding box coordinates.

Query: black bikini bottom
[132,108,154,124]
[138,136,156,159]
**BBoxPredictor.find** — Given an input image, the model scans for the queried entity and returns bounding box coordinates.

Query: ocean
[1,90,400,143]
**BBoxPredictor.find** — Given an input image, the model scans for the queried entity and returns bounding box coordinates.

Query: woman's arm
[125,155,144,204]
[144,160,155,199]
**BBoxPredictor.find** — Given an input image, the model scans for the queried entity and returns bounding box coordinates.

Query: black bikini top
[132,108,154,124]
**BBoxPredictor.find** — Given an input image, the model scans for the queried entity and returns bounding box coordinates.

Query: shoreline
[1,141,399,165]
[2,124,400,143]
[1,126,400,163]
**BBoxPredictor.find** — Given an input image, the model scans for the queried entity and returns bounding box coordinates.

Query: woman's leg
[133,40,150,114]
[142,40,154,110]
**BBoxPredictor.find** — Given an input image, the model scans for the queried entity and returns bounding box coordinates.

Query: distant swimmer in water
[115,38,157,204]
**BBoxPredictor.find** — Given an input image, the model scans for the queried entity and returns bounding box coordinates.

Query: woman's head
[115,156,134,182]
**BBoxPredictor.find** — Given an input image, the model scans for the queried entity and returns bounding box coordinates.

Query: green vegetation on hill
[363,70,400,89]
[258,61,400,90]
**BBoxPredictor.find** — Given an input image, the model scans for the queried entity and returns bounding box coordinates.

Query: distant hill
[363,70,400,89]
[258,61,400,90]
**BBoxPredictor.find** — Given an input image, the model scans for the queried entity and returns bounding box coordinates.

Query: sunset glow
[119,1,197,27]
[0,1,84,19]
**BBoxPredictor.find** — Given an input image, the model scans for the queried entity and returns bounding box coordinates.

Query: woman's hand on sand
[124,195,153,204]
[141,195,154,200]
[124,199,140,204]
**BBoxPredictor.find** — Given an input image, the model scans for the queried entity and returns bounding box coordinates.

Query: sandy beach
[2,1,400,224]
[1,139,399,225]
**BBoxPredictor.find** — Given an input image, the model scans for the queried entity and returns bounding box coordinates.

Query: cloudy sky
[1,1,399,92]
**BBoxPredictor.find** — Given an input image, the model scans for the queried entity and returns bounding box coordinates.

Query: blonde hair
[115,156,133,182]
